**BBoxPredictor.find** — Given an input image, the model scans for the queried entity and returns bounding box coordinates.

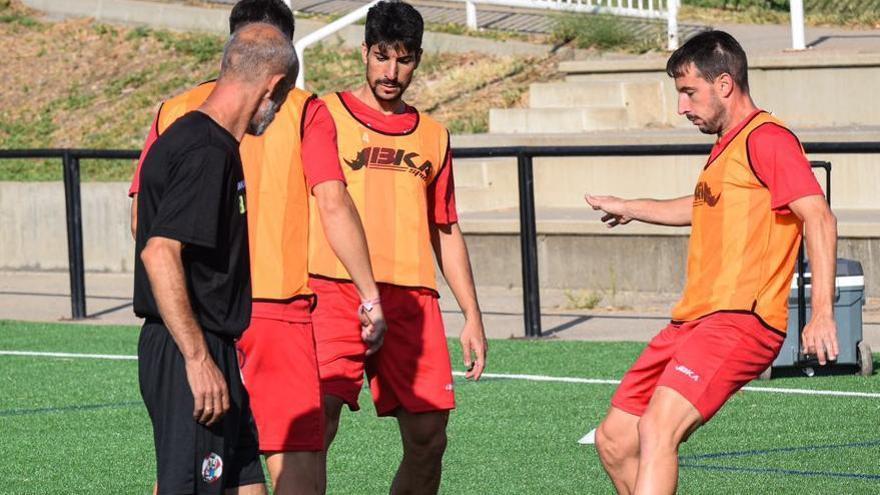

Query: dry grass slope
[0,1,560,180]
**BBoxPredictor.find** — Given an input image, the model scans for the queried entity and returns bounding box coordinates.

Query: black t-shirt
[133,111,251,337]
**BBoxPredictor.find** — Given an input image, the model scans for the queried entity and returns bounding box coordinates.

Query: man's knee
[595,419,637,467]
[405,427,447,461]
[637,412,670,448]
[323,395,346,446]
[637,401,700,453]
[400,413,448,462]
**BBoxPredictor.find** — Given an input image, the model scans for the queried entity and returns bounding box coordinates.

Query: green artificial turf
[1,320,878,494]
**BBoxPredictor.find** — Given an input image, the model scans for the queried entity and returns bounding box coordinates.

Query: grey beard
[247,101,279,136]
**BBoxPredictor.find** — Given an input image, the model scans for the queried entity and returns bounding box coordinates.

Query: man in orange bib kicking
[586,31,839,494]
[308,2,487,493]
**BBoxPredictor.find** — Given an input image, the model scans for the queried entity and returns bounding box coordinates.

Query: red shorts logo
[674,365,700,382]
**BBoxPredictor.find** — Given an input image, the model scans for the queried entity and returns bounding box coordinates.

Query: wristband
[359,297,381,313]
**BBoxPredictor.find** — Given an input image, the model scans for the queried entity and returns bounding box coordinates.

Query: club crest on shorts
[201,452,223,483]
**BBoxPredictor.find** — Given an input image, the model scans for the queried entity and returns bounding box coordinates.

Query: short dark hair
[229,0,295,40]
[666,30,749,93]
[364,0,424,54]
[220,22,297,84]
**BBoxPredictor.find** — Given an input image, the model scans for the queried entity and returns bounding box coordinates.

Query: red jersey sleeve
[428,146,458,225]
[747,123,824,213]
[301,98,345,192]
[128,111,160,197]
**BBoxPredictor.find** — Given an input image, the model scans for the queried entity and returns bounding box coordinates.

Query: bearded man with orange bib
[308,2,487,493]
[586,31,839,495]
[129,2,386,493]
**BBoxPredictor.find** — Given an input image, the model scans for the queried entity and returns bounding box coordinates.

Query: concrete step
[557,54,880,128]
[501,79,667,132]
[453,148,880,213]
[528,81,624,109]
[489,106,629,134]
[452,207,880,297]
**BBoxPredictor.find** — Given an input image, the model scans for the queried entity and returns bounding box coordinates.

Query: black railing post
[62,151,87,320]
[825,162,832,205]
[517,152,542,338]
[797,245,807,335]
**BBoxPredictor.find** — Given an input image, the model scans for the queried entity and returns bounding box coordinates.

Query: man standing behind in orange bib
[308,2,487,493]
[128,2,387,493]
[586,31,838,494]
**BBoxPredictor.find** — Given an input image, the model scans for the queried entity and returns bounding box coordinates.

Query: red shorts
[309,277,455,416]
[611,312,784,422]
[236,299,324,451]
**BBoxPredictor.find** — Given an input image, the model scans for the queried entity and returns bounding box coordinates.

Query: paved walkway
[3,271,878,350]
[28,0,880,57]
[0,270,673,341]
[209,0,880,55]
[717,22,880,56]
[208,0,706,37]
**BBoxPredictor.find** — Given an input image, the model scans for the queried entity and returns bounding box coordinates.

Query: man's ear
[414,48,423,70]
[265,73,286,100]
[717,72,734,98]
[361,42,369,64]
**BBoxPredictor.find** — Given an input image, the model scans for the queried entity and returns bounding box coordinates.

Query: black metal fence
[0,149,140,319]
[2,142,879,335]
[454,142,880,338]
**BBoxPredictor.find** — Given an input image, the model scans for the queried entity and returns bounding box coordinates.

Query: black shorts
[138,322,264,494]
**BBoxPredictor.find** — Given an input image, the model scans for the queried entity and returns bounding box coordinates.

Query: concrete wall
[454,152,880,213]
[0,182,133,272]
[463,232,880,297]
[561,55,880,128]
[2,181,877,297]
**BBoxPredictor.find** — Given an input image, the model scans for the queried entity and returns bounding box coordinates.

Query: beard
[688,95,727,135]
[246,98,281,136]
[368,75,409,104]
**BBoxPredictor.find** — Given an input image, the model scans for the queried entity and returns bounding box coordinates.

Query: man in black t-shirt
[134,23,296,495]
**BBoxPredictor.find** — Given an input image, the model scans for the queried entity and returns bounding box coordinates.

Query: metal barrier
[458,0,680,49]
[452,141,880,338]
[293,0,381,89]
[2,142,879,335]
[0,149,140,320]
[290,0,679,86]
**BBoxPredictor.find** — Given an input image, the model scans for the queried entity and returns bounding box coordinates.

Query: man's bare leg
[226,483,268,494]
[634,386,702,495]
[265,452,321,495]
[595,407,641,494]
[390,410,449,495]
[318,395,348,494]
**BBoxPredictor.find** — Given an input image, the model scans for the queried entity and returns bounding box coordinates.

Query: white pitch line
[0,350,137,361]
[739,385,880,399]
[3,350,878,399]
[452,371,880,399]
[453,371,620,385]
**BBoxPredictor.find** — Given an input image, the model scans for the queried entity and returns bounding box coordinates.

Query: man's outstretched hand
[585,194,632,228]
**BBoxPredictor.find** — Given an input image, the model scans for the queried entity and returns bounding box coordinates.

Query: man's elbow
[812,205,837,233]
[130,196,138,239]
[315,183,352,219]
[826,208,838,232]
[140,241,161,268]
[141,238,177,269]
